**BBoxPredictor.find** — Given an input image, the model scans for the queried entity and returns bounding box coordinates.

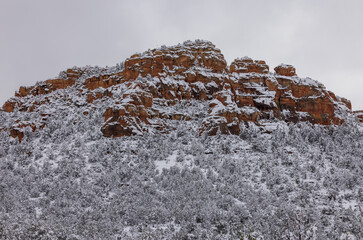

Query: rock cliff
[355,110,363,123]
[1,40,356,140]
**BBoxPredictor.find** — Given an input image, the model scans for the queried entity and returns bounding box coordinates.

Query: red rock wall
[354,110,363,123]
[2,40,355,140]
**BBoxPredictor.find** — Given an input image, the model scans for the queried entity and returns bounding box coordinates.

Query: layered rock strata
[2,40,355,140]
[354,111,363,123]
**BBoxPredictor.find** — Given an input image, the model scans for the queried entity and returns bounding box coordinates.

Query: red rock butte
[1,40,357,141]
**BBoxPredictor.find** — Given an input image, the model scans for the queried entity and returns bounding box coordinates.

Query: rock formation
[354,110,363,123]
[1,40,357,140]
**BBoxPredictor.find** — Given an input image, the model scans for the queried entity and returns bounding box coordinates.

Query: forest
[0,98,362,239]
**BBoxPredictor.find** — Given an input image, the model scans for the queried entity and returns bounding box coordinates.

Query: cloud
[1,0,362,109]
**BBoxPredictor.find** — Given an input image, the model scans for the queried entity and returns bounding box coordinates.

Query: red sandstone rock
[15,77,76,99]
[1,40,355,138]
[15,86,34,97]
[230,57,269,74]
[2,100,17,112]
[200,116,231,135]
[354,110,363,123]
[274,64,296,76]
[341,98,352,110]
[85,75,121,90]
[122,91,153,108]
[101,46,352,136]
[9,122,37,142]
[87,90,112,103]
[45,78,75,89]
[123,40,227,83]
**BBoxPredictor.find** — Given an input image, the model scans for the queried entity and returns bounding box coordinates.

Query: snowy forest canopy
[0,101,362,239]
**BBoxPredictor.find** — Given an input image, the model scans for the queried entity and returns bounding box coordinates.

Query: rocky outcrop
[3,100,17,113]
[230,57,269,74]
[9,121,37,142]
[101,88,153,137]
[85,74,122,91]
[2,40,355,140]
[123,40,227,80]
[227,59,349,127]
[274,64,296,76]
[15,68,81,98]
[354,111,363,123]
[100,40,229,137]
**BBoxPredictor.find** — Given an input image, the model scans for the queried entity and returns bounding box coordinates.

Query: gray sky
[1,0,362,110]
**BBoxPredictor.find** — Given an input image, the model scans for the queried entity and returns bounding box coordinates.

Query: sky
[1,0,362,110]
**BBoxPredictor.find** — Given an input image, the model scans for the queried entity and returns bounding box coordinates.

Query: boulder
[274,64,296,76]
[354,110,363,123]
[9,122,37,142]
[230,57,269,74]
[2,100,17,112]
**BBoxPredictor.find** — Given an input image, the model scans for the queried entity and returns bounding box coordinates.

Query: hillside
[0,40,362,239]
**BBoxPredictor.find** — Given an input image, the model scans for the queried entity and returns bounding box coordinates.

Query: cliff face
[1,40,355,140]
[355,110,363,123]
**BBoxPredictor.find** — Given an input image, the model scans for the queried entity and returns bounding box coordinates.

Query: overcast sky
[1,0,362,110]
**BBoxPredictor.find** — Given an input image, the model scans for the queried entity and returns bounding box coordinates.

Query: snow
[236,56,253,61]
[261,121,288,132]
[297,77,325,88]
[253,97,274,106]
[154,150,193,174]
[0,40,361,239]
[276,63,293,68]
[0,102,362,238]
[35,207,42,218]
[209,100,226,115]
[206,81,218,88]
[240,106,260,115]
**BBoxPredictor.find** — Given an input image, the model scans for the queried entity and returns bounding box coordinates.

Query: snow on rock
[274,64,296,76]
[230,57,269,74]
[354,110,363,123]
[1,39,357,140]
[0,37,361,238]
